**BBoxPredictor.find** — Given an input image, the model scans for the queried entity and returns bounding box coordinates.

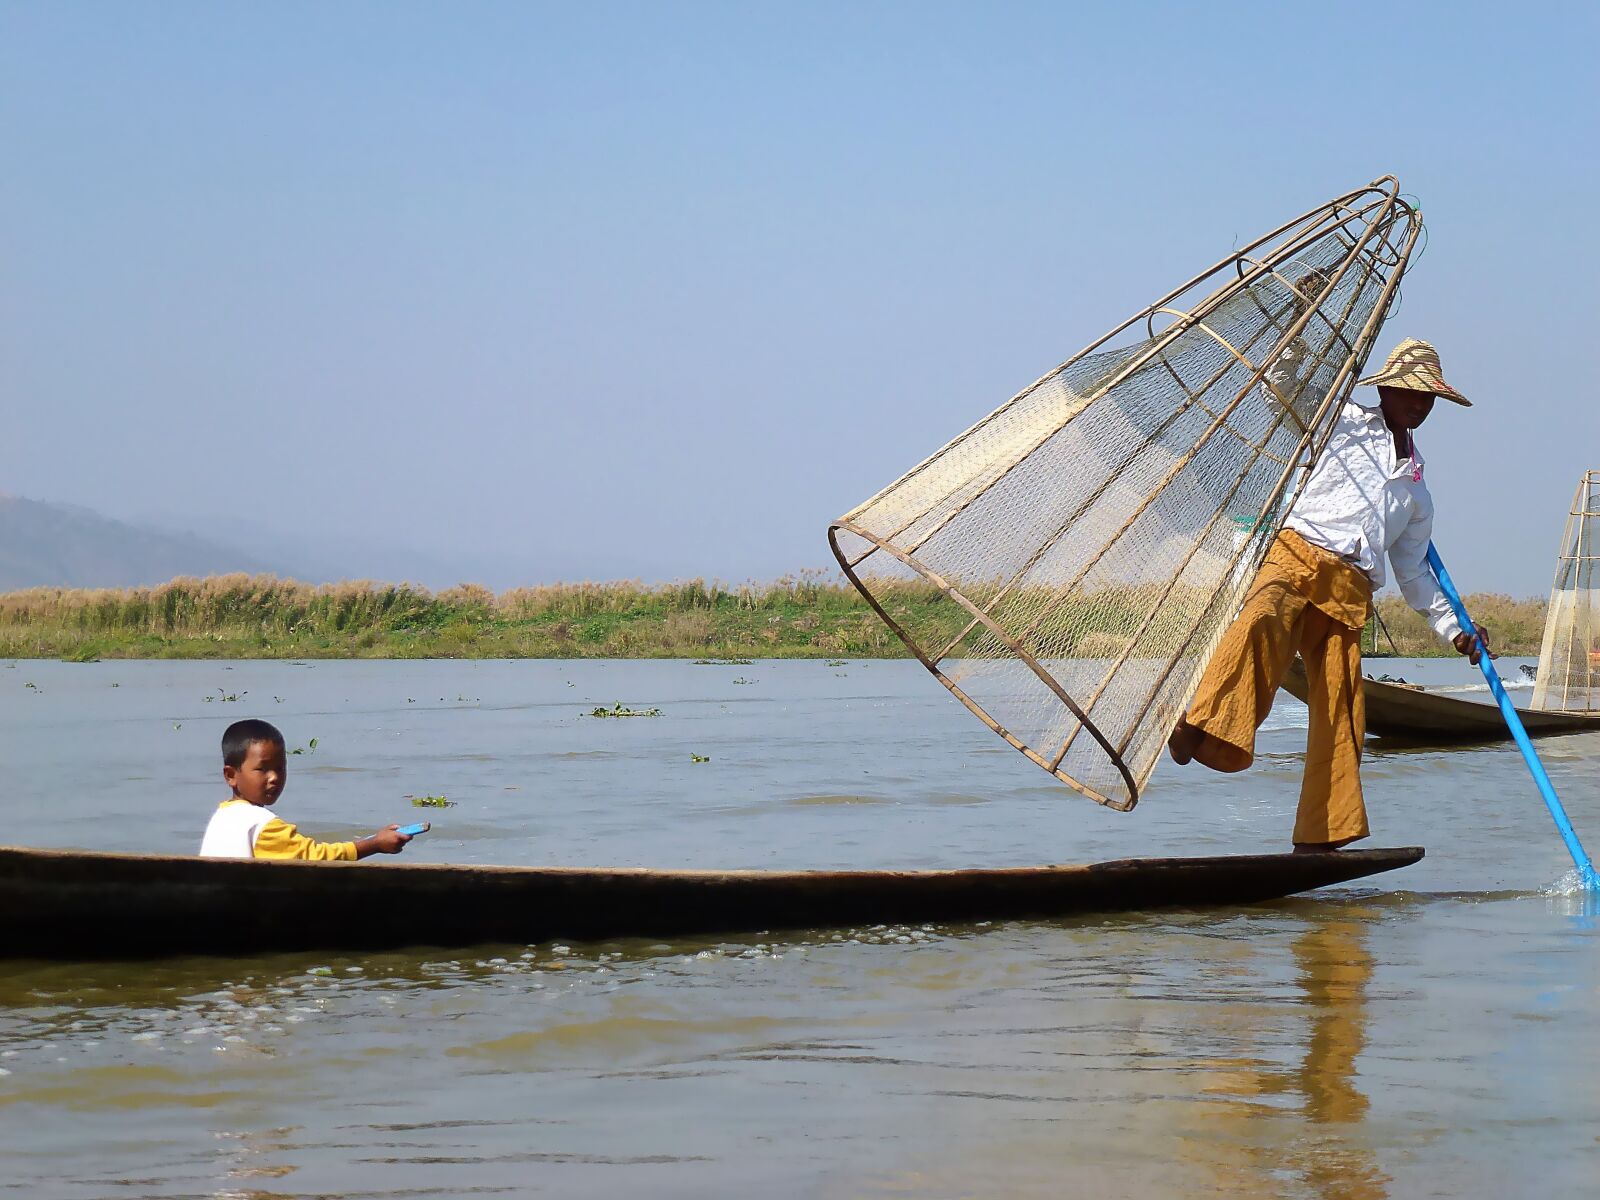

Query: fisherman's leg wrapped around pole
[1179,530,1372,842]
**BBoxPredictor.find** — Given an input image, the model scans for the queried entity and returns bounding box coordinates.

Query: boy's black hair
[222,719,286,768]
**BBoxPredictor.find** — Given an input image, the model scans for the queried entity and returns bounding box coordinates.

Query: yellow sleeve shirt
[252,816,359,861]
[200,798,358,860]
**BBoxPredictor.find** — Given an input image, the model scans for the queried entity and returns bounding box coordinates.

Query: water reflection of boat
[0,843,1422,960]
[1280,659,1600,741]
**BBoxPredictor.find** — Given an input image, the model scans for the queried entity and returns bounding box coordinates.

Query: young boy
[199,719,413,860]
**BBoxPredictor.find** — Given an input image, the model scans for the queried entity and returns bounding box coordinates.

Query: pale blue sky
[3,1,1596,592]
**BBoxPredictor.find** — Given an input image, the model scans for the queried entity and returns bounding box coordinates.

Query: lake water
[1,657,1596,1197]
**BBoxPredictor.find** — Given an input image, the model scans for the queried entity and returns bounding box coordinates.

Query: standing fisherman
[1167,339,1493,850]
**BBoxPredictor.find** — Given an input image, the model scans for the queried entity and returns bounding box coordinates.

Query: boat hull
[1282,659,1600,740]
[0,844,1423,960]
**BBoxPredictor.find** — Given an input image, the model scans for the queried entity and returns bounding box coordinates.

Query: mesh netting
[1532,471,1600,715]
[829,180,1421,810]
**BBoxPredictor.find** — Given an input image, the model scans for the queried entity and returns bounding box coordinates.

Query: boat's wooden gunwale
[0,844,1423,961]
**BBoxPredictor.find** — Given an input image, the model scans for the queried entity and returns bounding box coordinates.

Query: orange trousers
[1184,530,1373,845]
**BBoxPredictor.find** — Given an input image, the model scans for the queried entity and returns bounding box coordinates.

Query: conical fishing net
[1532,471,1600,715]
[829,179,1421,809]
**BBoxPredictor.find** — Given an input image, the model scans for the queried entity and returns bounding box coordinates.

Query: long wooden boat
[0,843,1422,960]
[1281,659,1600,741]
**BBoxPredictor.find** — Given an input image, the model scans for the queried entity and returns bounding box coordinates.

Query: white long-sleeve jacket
[1283,397,1462,643]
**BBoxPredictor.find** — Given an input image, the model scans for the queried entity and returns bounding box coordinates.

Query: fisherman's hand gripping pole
[1427,543,1600,890]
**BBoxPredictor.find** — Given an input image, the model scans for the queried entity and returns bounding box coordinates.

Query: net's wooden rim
[827,519,1141,811]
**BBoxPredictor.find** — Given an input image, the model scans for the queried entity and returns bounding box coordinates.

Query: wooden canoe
[0,843,1423,960]
[1281,659,1600,741]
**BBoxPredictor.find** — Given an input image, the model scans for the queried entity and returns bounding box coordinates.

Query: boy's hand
[363,825,413,855]
[1452,624,1495,666]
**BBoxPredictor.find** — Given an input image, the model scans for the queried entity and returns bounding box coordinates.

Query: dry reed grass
[0,571,859,631]
[1372,593,1546,657]
[0,570,1546,660]
[0,575,441,636]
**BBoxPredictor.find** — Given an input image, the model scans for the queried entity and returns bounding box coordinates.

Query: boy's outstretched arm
[354,825,413,859]
[253,817,360,861]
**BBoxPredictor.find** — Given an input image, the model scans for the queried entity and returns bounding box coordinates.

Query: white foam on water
[1542,870,1600,920]
[1437,680,1535,694]
[1547,868,1595,896]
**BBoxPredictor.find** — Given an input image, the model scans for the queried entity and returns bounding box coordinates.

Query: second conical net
[1532,471,1600,715]
[829,178,1421,810]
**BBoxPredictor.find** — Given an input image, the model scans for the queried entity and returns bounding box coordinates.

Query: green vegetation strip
[588,703,662,718]
[0,573,1547,660]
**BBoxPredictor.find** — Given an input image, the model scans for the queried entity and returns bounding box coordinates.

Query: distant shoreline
[0,574,1548,661]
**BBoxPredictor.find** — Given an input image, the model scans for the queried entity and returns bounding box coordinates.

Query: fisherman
[1167,339,1492,850]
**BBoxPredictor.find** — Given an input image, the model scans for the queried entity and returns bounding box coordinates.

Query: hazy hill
[0,495,285,590]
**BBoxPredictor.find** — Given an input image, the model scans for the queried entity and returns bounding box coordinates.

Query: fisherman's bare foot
[1167,718,1203,765]
[1292,838,1359,854]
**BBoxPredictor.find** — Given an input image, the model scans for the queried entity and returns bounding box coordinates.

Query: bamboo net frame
[828,178,1422,810]
[1532,470,1600,715]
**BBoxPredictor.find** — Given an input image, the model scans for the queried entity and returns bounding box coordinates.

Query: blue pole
[1426,542,1599,890]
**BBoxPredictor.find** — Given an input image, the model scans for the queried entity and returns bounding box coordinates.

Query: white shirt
[1284,396,1461,643]
[199,798,274,858]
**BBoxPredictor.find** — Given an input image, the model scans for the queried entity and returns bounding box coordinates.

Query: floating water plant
[693,657,753,666]
[731,678,756,685]
[202,688,246,703]
[408,795,455,808]
[691,753,710,763]
[290,737,319,756]
[588,703,662,718]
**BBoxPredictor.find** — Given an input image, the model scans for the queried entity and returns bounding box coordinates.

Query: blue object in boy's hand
[397,822,430,837]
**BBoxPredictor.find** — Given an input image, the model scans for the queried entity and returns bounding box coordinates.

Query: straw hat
[1357,338,1470,406]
